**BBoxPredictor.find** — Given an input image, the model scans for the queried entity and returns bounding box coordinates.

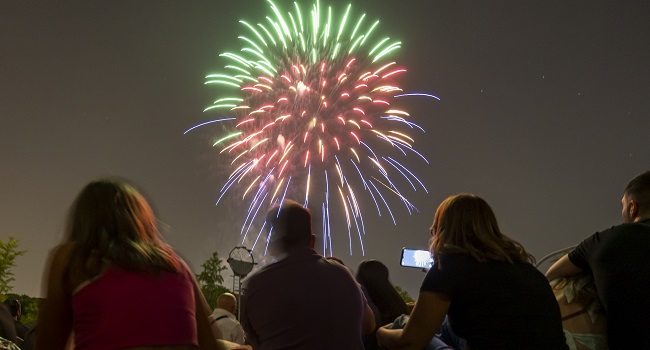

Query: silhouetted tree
[0,236,26,297]
[196,251,231,310]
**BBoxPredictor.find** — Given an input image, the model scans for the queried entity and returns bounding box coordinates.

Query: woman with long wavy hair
[356,259,408,350]
[377,194,568,350]
[356,259,408,327]
[35,178,226,350]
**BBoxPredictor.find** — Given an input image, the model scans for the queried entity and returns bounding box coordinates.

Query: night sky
[2,1,649,299]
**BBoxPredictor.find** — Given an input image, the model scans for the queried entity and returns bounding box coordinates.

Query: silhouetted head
[357,259,390,283]
[216,293,237,314]
[430,193,533,264]
[2,299,21,321]
[356,259,407,325]
[68,178,158,244]
[66,178,180,279]
[622,170,650,223]
[266,199,314,253]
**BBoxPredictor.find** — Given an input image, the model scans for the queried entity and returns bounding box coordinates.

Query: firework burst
[188,0,438,256]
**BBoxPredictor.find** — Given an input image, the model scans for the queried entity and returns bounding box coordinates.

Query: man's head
[216,293,238,314]
[622,170,650,223]
[266,199,314,253]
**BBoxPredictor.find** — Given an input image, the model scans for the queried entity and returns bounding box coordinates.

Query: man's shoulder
[615,220,650,232]
[248,249,323,274]
[245,252,357,289]
[210,307,229,318]
[316,256,357,277]
[244,257,291,281]
[572,221,650,262]
[594,221,650,241]
[243,255,301,291]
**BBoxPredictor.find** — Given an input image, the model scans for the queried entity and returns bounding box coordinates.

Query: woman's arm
[34,243,75,350]
[376,291,450,350]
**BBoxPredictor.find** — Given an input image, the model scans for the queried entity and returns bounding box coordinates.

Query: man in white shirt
[209,293,246,345]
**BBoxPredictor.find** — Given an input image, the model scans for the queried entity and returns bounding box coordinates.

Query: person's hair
[624,170,650,211]
[551,275,600,309]
[66,178,181,282]
[430,194,534,265]
[2,299,21,319]
[265,199,312,247]
[356,259,408,325]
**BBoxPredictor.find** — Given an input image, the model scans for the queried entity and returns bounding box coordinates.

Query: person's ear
[309,234,316,249]
[630,200,639,219]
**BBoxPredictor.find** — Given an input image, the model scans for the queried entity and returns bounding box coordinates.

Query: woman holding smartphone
[377,194,568,350]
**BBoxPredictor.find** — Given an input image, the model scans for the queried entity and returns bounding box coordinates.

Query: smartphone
[400,248,434,269]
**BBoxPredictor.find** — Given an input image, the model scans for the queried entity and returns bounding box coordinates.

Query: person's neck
[634,214,650,223]
[217,307,235,315]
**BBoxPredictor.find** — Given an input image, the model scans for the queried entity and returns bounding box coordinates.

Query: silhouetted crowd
[1,170,649,349]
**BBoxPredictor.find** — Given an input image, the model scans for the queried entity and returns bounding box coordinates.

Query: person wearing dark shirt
[546,170,650,349]
[356,259,408,327]
[356,259,408,350]
[2,299,28,343]
[378,193,568,350]
[0,303,18,345]
[242,199,375,350]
